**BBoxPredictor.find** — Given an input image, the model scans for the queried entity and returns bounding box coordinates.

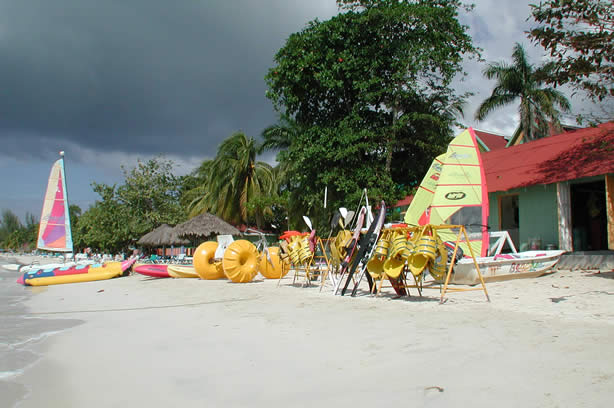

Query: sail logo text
[445,192,466,200]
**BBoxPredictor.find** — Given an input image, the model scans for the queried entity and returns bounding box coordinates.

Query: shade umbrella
[174,213,240,241]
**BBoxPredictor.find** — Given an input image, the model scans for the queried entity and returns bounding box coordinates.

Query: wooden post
[557,182,573,251]
[437,225,490,303]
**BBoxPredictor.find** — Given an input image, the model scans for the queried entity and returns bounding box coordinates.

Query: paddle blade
[303,215,313,231]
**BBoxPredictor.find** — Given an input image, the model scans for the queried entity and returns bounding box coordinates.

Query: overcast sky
[0,0,595,221]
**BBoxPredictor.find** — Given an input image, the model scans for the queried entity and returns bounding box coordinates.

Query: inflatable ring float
[194,241,225,280]
[258,246,289,279]
[222,240,259,283]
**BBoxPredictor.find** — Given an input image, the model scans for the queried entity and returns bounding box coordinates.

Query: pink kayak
[133,263,170,278]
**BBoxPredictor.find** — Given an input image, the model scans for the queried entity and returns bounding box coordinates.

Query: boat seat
[215,235,235,259]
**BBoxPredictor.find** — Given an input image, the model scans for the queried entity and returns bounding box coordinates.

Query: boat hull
[451,250,565,285]
[18,260,134,286]
[167,265,199,278]
[132,263,198,278]
[133,263,171,278]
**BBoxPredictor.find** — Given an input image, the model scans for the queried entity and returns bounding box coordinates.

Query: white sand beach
[2,255,614,407]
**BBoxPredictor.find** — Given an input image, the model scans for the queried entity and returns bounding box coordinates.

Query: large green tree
[76,157,186,253]
[74,184,132,253]
[188,132,273,228]
[116,157,185,228]
[527,0,613,103]
[264,0,478,225]
[475,43,571,141]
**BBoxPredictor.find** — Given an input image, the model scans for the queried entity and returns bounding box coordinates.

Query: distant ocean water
[0,261,82,407]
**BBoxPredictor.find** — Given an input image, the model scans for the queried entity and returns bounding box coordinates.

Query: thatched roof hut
[136,224,189,247]
[174,213,240,239]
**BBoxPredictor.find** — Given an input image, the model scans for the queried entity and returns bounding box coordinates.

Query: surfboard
[349,200,387,297]
[333,207,366,295]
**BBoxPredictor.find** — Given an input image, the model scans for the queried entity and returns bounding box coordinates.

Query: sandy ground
[4,254,614,407]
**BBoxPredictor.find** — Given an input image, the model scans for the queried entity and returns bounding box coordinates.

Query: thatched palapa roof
[137,224,190,247]
[174,212,240,239]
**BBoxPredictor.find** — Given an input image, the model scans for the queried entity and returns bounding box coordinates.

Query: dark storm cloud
[0,0,331,161]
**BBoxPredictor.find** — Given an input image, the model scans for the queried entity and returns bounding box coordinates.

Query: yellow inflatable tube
[194,241,225,279]
[223,240,259,283]
[258,246,289,279]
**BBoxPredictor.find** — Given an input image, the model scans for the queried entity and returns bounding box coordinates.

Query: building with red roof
[474,129,509,152]
[483,122,614,252]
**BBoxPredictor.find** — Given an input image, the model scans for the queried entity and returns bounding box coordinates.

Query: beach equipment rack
[369,224,490,303]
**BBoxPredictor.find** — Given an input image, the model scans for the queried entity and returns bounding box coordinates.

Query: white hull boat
[451,250,566,285]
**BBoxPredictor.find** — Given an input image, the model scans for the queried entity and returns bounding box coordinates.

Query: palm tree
[258,113,299,153]
[258,113,306,192]
[475,43,571,141]
[188,132,273,227]
[184,160,214,216]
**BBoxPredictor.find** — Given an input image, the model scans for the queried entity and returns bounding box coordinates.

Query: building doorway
[571,180,607,251]
[499,194,519,250]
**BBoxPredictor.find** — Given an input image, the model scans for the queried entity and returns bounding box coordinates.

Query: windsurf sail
[404,153,445,226]
[404,128,489,257]
[37,152,73,252]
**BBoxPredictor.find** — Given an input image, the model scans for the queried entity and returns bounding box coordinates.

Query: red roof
[482,122,614,192]
[474,130,508,151]
[393,195,413,207]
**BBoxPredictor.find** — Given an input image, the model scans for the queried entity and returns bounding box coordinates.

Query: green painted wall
[487,192,501,230]
[488,184,558,250]
[519,184,558,248]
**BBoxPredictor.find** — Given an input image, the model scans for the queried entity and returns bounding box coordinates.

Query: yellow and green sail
[404,153,445,227]
[404,128,489,257]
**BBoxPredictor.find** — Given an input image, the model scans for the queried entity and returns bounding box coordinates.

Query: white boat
[403,128,565,285]
[15,152,107,285]
[451,250,566,285]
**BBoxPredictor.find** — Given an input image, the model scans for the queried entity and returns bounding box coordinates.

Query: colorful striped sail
[37,153,73,252]
[404,128,489,257]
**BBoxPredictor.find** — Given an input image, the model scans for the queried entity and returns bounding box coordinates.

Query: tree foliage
[76,157,186,253]
[264,0,479,226]
[527,0,613,103]
[475,43,571,141]
[75,184,133,253]
[0,210,38,251]
[116,157,186,227]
